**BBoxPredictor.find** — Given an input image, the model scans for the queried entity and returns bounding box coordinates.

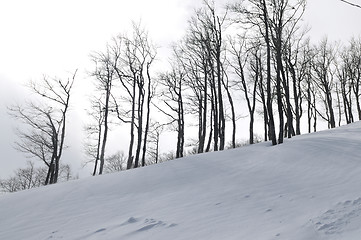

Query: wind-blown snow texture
[1,122,361,240]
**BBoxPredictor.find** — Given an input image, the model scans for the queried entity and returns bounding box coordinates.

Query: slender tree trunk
[45,159,54,185]
[99,83,110,174]
[228,91,236,148]
[353,83,361,120]
[341,82,350,123]
[134,85,144,168]
[348,85,354,122]
[202,77,208,151]
[205,105,214,152]
[258,72,268,141]
[126,77,137,170]
[262,0,277,145]
[281,64,293,138]
[289,61,301,135]
[307,79,312,133]
[141,88,151,166]
[93,122,102,176]
[176,85,185,158]
[216,58,225,151]
[325,86,336,128]
[336,83,342,126]
[313,91,317,132]
[276,40,284,144]
[141,64,152,167]
[54,156,60,183]
[211,70,219,151]
[221,71,236,148]
[197,95,204,153]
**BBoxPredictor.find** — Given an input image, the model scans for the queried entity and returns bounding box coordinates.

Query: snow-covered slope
[1,122,361,240]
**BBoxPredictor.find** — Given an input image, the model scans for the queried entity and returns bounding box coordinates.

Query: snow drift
[1,122,361,240]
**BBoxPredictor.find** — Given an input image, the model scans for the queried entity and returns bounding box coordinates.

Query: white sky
[1,0,361,178]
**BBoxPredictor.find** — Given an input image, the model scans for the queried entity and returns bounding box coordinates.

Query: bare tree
[229,38,259,144]
[147,121,164,164]
[103,151,127,173]
[90,48,115,175]
[311,38,337,129]
[110,23,156,169]
[336,52,354,124]
[201,0,227,151]
[176,0,228,152]
[0,161,72,193]
[343,37,361,120]
[230,0,306,144]
[84,98,105,176]
[300,40,318,133]
[9,72,76,184]
[177,32,209,153]
[221,60,237,149]
[157,66,185,159]
[285,34,310,135]
[229,0,277,145]
[0,162,43,192]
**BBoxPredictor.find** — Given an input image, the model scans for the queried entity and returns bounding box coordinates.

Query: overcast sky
[1,0,361,179]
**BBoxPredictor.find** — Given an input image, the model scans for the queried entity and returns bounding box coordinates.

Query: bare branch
[340,0,361,8]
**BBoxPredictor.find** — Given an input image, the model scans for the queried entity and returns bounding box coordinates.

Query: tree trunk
[262,0,277,145]
[141,65,153,167]
[205,106,214,152]
[134,83,144,168]
[176,85,185,158]
[99,83,110,175]
[258,72,268,141]
[126,77,137,170]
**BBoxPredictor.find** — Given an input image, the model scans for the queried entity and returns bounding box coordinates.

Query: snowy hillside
[1,122,361,240]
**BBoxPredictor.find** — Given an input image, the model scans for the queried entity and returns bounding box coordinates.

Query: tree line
[85,0,361,174]
[2,0,361,192]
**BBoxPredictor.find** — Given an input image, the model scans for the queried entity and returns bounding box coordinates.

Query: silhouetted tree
[90,47,115,175]
[9,72,76,184]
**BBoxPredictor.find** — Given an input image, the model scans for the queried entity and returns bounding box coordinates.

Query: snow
[1,122,361,240]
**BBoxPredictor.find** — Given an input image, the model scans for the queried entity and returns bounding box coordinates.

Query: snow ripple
[313,198,361,235]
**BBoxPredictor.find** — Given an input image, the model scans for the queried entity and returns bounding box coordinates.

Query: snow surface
[1,122,361,240]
